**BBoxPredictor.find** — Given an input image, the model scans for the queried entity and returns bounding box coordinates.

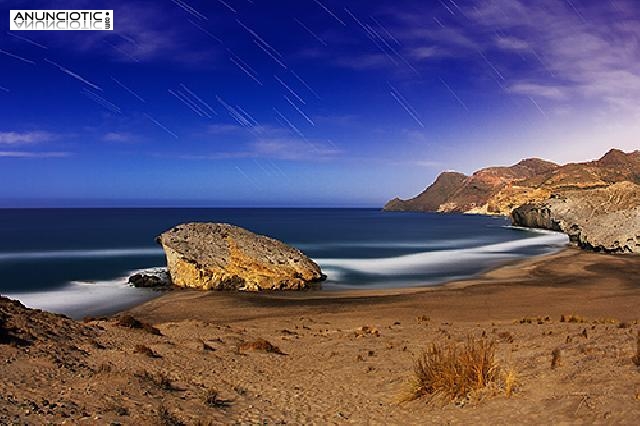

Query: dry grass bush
[158,405,184,426]
[632,331,640,367]
[551,348,562,369]
[518,316,550,324]
[497,331,514,343]
[135,369,175,390]
[406,337,508,402]
[560,314,586,323]
[203,388,229,408]
[416,315,431,323]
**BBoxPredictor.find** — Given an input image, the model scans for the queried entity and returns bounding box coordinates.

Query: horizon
[2,0,640,207]
[0,147,633,208]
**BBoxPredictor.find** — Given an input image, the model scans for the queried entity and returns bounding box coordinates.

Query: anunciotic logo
[10,10,113,31]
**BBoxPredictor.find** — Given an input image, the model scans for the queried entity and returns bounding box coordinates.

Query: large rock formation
[158,223,325,291]
[512,182,640,253]
[385,149,640,254]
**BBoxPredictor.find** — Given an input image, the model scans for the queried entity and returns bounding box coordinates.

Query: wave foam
[5,267,165,319]
[315,231,568,275]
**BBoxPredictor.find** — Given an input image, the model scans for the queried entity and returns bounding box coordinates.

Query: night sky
[1,0,639,206]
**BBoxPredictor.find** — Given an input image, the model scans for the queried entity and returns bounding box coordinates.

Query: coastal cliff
[385,149,640,253]
[512,182,640,253]
[158,223,324,291]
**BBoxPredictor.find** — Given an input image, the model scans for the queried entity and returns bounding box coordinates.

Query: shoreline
[115,244,570,318]
[126,245,640,324]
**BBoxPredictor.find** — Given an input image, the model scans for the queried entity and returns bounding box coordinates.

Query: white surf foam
[294,238,488,250]
[315,231,568,275]
[5,267,166,319]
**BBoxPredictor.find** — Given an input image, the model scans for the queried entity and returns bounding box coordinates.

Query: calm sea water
[0,208,568,318]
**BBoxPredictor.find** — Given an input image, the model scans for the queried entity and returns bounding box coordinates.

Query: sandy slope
[2,247,640,424]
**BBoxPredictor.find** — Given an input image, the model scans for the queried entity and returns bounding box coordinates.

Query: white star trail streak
[170,0,208,20]
[274,75,305,105]
[44,58,101,90]
[169,89,210,117]
[216,0,237,13]
[252,39,287,69]
[294,18,328,46]
[180,84,218,115]
[6,32,48,49]
[144,113,178,138]
[82,89,121,113]
[111,77,146,103]
[388,88,424,128]
[0,48,35,65]
[312,0,346,26]
[284,95,315,126]
[273,107,306,139]
[290,70,321,100]
[229,56,263,85]
[439,78,469,111]
[236,20,283,59]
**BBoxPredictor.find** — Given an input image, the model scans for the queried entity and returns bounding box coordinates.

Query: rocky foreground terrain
[2,249,640,424]
[385,149,640,253]
[158,222,325,291]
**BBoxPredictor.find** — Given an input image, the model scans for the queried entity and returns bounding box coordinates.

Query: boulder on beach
[157,223,325,291]
[128,274,167,288]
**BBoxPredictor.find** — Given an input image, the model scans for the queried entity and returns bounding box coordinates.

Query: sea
[0,208,568,319]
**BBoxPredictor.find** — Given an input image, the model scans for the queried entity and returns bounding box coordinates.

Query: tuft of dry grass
[632,331,640,367]
[203,388,229,408]
[551,348,562,369]
[497,331,514,343]
[503,368,517,398]
[136,370,176,390]
[560,314,586,323]
[158,405,184,426]
[406,337,501,402]
[416,315,431,324]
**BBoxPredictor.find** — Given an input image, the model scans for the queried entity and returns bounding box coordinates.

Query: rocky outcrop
[512,182,640,253]
[158,223,325,291]
[511,202,563,232]
[128,269,170,288]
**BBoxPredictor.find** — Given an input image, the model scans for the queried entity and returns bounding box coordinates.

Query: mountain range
[384,149,640,253]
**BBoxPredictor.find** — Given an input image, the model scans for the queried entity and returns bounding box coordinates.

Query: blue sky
[1,0,639,206]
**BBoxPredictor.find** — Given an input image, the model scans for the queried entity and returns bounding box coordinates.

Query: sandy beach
[2,247,640,424]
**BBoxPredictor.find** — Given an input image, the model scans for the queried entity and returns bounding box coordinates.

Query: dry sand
[2,247,640,424]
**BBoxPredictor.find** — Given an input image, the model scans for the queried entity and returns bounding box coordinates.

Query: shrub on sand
[406,337,501,402]
[632,331,640,367]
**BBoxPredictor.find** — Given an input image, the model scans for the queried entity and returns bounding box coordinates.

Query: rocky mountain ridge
[384,149,640,253]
